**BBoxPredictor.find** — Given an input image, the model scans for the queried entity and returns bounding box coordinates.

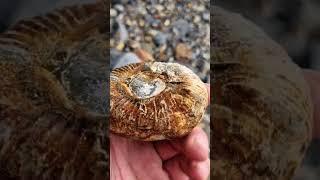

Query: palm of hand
[110,128,209,180]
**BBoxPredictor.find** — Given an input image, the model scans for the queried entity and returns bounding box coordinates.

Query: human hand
[303,69,320,139]
[110,86,210,180]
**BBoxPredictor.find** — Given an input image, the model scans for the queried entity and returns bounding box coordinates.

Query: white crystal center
[129,75,165,99]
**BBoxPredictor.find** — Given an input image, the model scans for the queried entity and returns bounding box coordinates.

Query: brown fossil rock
[0,2,108,180]
[212,6,313,180]
[110,62,208,141]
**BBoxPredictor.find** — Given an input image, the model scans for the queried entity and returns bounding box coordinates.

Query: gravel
[110,0,210,82]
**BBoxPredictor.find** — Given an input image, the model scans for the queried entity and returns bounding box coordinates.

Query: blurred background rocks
[215,0,320,179]
[110,0,210,83]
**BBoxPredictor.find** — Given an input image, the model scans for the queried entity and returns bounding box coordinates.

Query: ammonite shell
[212,6,313,180]
[0,2,108,180]
[110,62,208,141]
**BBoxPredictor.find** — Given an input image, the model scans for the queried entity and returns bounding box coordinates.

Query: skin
[110,85,210,180]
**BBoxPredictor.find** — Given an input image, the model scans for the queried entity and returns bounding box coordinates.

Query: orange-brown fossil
[212,6,313,180]
[0,1,108,179]
[110,62,208,141]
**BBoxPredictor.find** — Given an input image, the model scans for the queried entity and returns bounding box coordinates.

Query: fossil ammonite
[212,6,313,180]
[110,62,208,141]
[0,1,108,180]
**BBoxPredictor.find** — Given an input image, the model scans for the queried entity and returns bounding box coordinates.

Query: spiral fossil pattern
[212,6,313,180]
[110,62,208,141]
[0,1,108,179]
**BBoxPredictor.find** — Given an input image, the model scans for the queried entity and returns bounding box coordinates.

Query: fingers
[155,127,209,162]
[163,155,190,180]
[190,159,210,180]
[180,158,210,180]
[155,120,209,162]
[163,155,210,180]
[169,127,209,161]
[182,127,209,161]
[154,140,179,161]
[154,129,210,180]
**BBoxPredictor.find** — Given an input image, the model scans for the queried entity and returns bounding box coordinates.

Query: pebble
[144,36,153,42]
[164,19,170,26]
[202,12,210,21]
[147,29,158,36]
[151,19,161,28]
[202,53,210,60]
[110,49,123,68]
[114,4,125,12]
[116,20,128,42]
[193,5,205,12]
[141,43,155,55]
[138,19,145,27]
[167,3,175,11]
[145,14,155,25]
[110,9,117,17]
[137,6,147,15]
[125,19,133,26]
[154,4,164,11]
[172,19,194,41]
[193,15,201,23]
[128,40,140,49]
[147,6,157,14]
[134,48,155,62]
[112,52,141,69]
[153,32,167,46]
[116,42,125,51]
[175,43,193,61]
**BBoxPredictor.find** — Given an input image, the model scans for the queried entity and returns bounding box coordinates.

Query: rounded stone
[110,62,208,141]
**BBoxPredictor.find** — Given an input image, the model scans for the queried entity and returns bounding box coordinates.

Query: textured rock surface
[212,6,313,180]
[0,1,108,179]
[110,62,208,141]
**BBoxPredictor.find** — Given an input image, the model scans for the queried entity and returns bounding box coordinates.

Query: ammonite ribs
[110,62,208,141]
[0,2,108,180]
[212,6,313,180]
